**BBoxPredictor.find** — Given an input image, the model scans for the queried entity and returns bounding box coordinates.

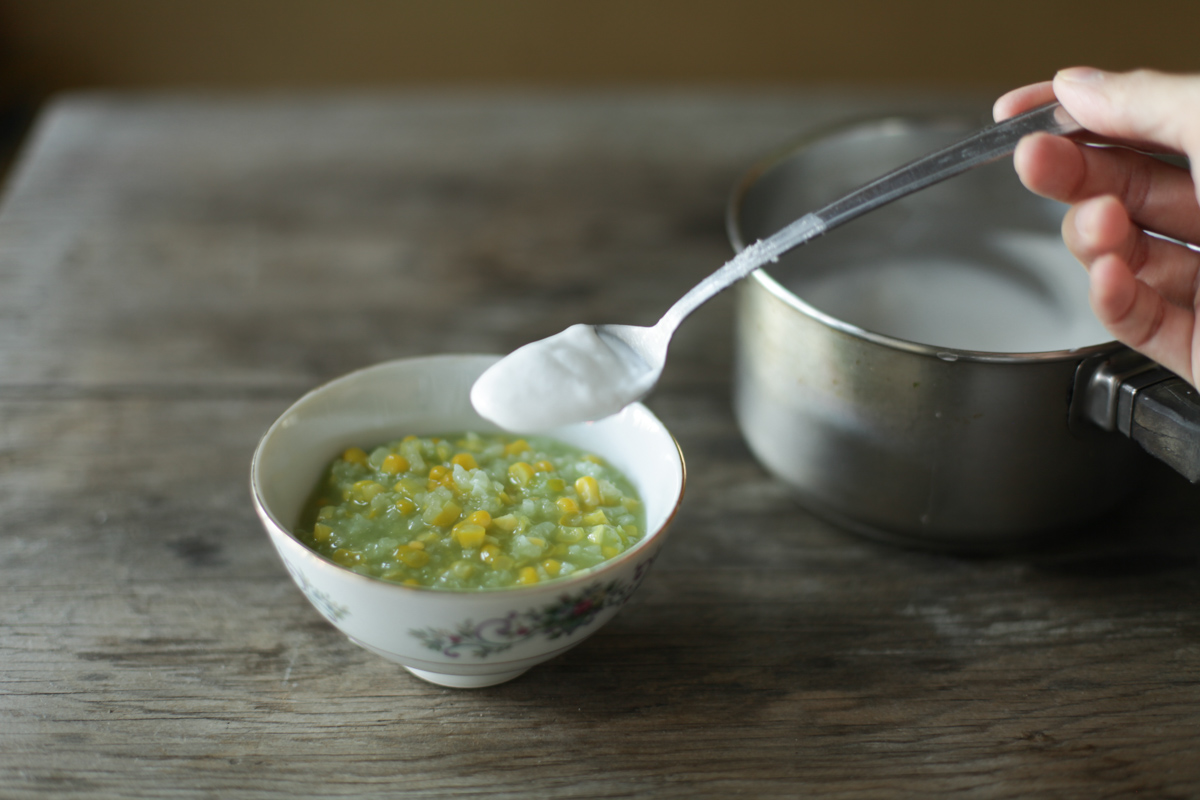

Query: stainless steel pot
[727,115,1200,551]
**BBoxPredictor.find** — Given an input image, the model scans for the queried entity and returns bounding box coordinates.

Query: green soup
[295,432,645,589]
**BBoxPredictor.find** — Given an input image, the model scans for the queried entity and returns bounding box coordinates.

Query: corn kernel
[621,497,640,512]
[575,476,601,507]
[480,544,502,564]
[551,543,569,556]
[533,460,554,472]
[555,527,585,544]
[601,546,620,559]
[332,548,362,566]
[451,452,478,471]
[403,578,421,586]
[342,447,369,466]
[498,491,512,505]
[583,454,605,465]
[399,548,430,567]
[527,537,545,548]
[504,439,530,456]
[558,513,582,527]
[313,523,333,542]
[380,454,409,474]
[468,510,492,528]
[541,559,562,577]
[546,478,565,492]
[351,480,385,502]
[491,514,520,533]
[452,560,476,579]
[454,523,487,548]
[428,501,462,527]
[517,566,539,585]
[582,509,608,526]
[407,540,425,550]
[508,462,535,487]
[395,497,416,515]
[556,497,580,514]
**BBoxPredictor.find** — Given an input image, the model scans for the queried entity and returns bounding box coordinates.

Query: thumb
[1053,67,1200,155]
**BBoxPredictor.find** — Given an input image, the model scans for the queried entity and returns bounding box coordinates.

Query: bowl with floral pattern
[250,354,686,688]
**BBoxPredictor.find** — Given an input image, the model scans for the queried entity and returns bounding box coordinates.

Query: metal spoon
[472,102,1082,431]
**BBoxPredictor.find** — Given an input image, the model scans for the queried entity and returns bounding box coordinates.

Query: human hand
[994,67,1200,387]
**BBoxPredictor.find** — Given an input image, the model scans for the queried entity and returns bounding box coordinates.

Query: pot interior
[733,117,1113,354]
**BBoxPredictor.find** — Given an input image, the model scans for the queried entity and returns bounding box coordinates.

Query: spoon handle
[655,102,1081,335]
[814,101,1082,231]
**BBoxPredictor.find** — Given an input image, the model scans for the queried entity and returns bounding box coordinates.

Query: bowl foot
[404,666,530,689]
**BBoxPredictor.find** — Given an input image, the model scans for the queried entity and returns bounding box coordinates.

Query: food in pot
[295,432,645,589]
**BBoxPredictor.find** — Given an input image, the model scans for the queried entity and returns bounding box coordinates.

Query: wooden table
[3,92,1199,799]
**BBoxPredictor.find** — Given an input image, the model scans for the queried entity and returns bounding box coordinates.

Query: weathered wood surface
[2,92,1199,799]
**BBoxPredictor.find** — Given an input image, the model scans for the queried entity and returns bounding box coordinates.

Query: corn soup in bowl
[250,354,685,688]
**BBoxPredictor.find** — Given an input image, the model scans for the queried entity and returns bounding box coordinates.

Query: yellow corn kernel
[428,464,449,480]
[429,501,462,527]
[312,523,333,542]
[395,497,417,515]
[454,523,487,548]
[398,547,430,568]
[480,544,502,564]
[587,527,606,545]
[342,447,369,466]
[491,514,520,533]
[402,434,418,442]
[316,505,335,521]
[527,537,546,548]
[504,439,530,456]
[451,560,476,579]
[508,462,535,487]
[621,497,640,512]
[517,566,539,585]
[541,559,562,577]
[351,480,385,503]
[558,513,582,527]
[551,543,569,556]
[380,454,409,475]
[601,546,620,559]
[450,452,478,471]
[575,476,601,507]
[407,540,425,550]
[394,477,424,495]
[582,509,608,526]
[555,527,585,544]
[556,497,580,514]
[498,491,512,505]
[546,478,565,492]
[403,578,421,586]
[621,524,639,541]
[533,460,554,472]
[332,548,362,566]
[583,453,605,465]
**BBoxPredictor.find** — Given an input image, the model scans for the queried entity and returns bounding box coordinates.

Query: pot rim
[725,113,1124,366]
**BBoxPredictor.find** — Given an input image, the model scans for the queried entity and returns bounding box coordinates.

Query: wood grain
[2,92,1199,799]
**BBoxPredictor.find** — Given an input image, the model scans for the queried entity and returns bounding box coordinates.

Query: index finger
[993,82,1057,122]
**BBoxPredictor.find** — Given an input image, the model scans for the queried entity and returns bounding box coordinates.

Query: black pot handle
[1074,350,1200,482]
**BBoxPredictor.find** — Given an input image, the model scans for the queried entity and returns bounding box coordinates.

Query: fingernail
[1056,66,1105,84]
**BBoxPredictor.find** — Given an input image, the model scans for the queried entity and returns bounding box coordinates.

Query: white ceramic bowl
[250,354,686,688]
